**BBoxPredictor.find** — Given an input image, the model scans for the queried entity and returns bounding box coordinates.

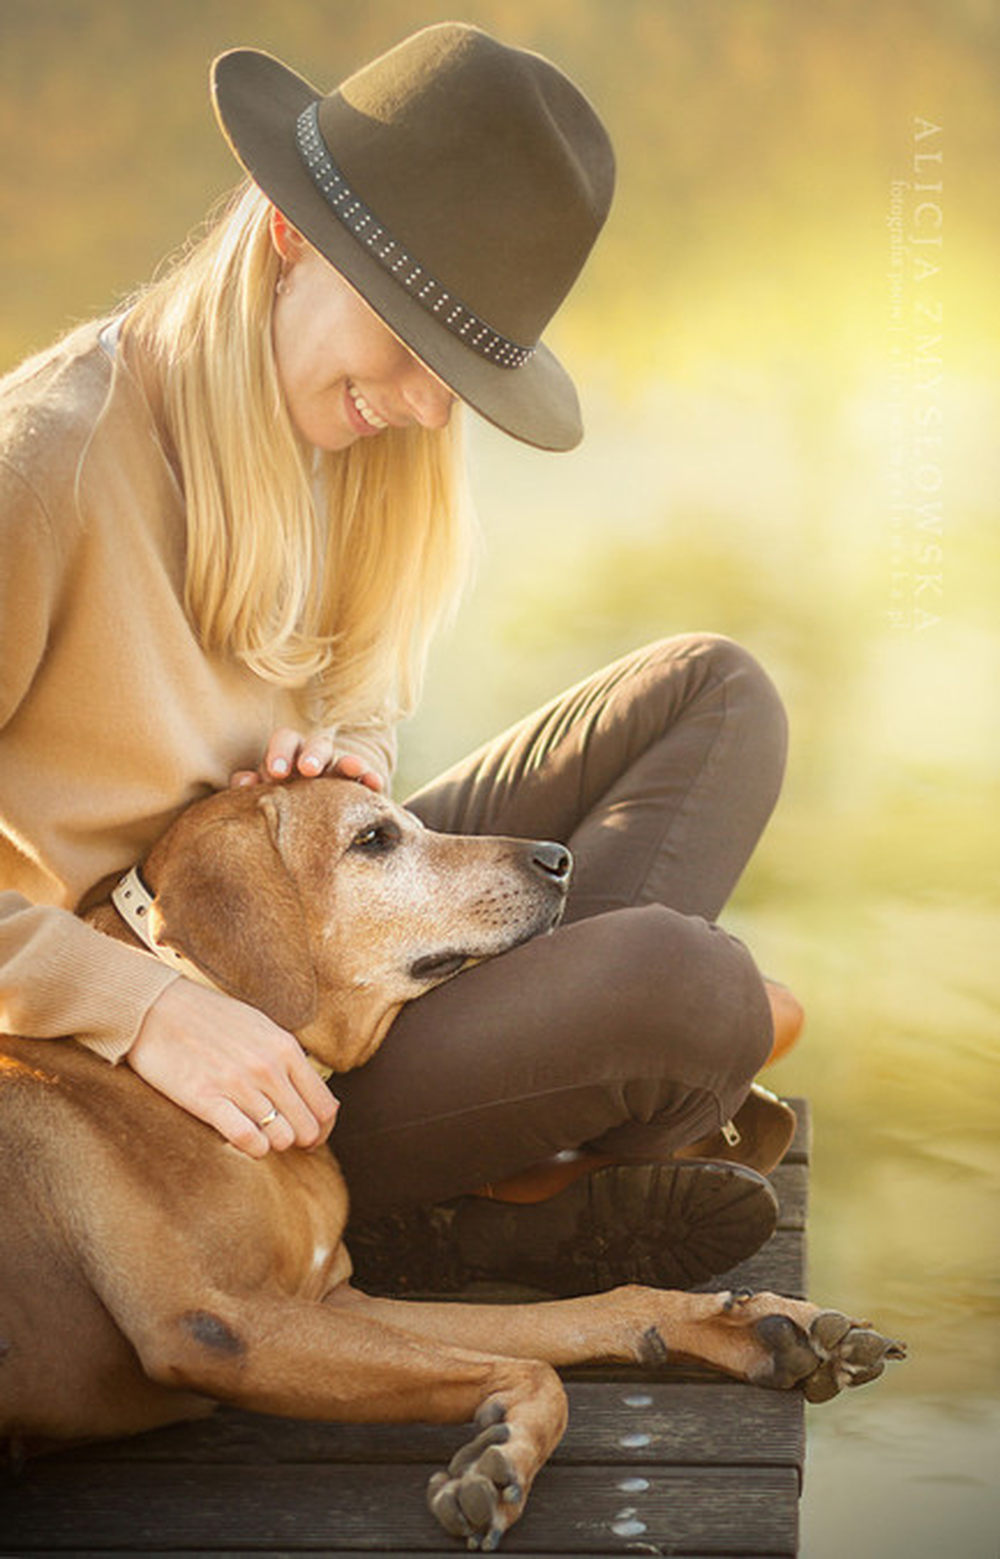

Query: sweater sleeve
[0,892,179,1062]
[0,457,179,1061]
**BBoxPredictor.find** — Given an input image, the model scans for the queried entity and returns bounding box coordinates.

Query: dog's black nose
[531,841,573,880]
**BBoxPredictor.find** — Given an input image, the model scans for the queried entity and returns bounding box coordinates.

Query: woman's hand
[126,978,339,1158]
[230,727,384,791]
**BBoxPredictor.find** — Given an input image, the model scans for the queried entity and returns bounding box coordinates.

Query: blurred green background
[2,1,997,1552]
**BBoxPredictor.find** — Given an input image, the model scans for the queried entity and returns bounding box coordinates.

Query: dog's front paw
[427,1402,526,1551]
[754,1306,907,1400]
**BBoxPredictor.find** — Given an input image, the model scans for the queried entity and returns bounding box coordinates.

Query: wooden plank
[780,1097,811,1166]
[43,1382,802,1472]
[0,1462,799,1554]
[768,1162,807,1231]
[699,1228,805,1298]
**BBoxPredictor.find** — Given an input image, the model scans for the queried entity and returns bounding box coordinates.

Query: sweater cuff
[76,959,181,1064]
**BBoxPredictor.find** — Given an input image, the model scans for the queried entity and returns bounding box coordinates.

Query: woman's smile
[346,382,390,433]
[271,228,455,451]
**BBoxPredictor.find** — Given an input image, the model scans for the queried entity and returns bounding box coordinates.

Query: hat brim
[211,48,583,452]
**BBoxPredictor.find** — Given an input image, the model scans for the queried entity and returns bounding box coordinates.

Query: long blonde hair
[122,183,471,730]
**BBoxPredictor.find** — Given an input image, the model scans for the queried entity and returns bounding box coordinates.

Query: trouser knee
[598,902,772,1098]
[653,632,788,790]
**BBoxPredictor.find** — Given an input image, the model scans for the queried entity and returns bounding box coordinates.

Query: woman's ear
[269,206,305,264]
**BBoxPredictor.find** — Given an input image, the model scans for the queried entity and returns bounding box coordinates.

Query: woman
[0,23,799,1297]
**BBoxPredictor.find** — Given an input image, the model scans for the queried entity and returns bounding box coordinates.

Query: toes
[801,1358,846,1402]
[841,1326,907,1371]
[478,1443,521,1500]
[809,1309,853,1354]
[447,1421,510,1476]
[428,1426,525,1550]
[797,1314,908,1401]
[428,1471,474,1540]
[802,1327,887,1403]
[754,1304,907,1400]
[457,1470,502,1536]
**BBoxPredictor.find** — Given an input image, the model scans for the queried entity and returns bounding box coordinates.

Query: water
[804,1399,1000,1557]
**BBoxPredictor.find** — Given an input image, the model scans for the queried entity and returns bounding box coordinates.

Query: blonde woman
[0,24,800,1296]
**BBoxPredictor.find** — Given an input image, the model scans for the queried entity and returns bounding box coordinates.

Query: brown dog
[0,778,904,1551]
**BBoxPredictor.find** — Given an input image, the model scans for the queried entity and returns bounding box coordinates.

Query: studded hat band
[295,103,535,371]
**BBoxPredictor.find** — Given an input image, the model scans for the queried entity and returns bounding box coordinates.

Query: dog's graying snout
[531,841,573,881]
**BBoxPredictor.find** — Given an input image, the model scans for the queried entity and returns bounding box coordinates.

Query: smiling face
[270,218,456,451]
[145,779,572,1072]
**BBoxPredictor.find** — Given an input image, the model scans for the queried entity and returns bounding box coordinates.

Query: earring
[276,268,291,297]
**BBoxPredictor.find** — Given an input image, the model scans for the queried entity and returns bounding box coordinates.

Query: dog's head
[139,778,571,1072]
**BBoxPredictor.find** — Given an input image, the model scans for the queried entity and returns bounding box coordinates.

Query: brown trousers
[334,635,788,1217]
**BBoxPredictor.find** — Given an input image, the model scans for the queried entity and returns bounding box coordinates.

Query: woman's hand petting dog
[230,726,384,791]
[126,979,339,1158]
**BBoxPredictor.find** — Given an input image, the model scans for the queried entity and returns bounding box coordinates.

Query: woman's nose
[400,360,456,429]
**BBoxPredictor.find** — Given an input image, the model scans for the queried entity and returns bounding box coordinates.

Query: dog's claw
[755,1306,907,1400]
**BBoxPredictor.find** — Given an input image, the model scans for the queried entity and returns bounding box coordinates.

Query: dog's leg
[99,1284,567,1551]
[331,1283,906,1402]
[321,1284,903,1544]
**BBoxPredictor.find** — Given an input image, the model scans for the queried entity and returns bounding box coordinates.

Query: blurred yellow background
[2,2,997,1552]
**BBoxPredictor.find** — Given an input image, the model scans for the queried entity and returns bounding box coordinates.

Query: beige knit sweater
[0,322,394,1062]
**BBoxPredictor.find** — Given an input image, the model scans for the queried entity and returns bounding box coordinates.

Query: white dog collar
[111,865,218,990]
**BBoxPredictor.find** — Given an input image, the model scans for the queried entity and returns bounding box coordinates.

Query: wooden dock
[0,1100,809,1557]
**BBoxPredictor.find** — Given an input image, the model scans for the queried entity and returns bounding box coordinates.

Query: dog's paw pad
[809,1309,853,1354]
[447,1421,510,1476]
[474,1397,508,1429]
[428,1470,475,1540]
[753,1307,907,1400]
[754,1313,817,1387]
[428,1432,524,1550]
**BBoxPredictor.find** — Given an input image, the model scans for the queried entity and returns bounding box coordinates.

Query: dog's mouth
[408,950,480,983]
[408,910,564,986]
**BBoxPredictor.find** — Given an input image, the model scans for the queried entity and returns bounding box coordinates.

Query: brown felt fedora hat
[211,23,614,451]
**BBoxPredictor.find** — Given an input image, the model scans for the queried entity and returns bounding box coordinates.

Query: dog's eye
[350,823,398,855]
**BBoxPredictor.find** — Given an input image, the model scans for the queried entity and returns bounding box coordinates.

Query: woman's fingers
[230,730,383,791]
[205,1097,271,1159]
[248,1045,340,1147]
[264,726,311,779]
[329,752,384,791]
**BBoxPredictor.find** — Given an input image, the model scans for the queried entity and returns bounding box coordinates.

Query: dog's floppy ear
[148,793,317,1032]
